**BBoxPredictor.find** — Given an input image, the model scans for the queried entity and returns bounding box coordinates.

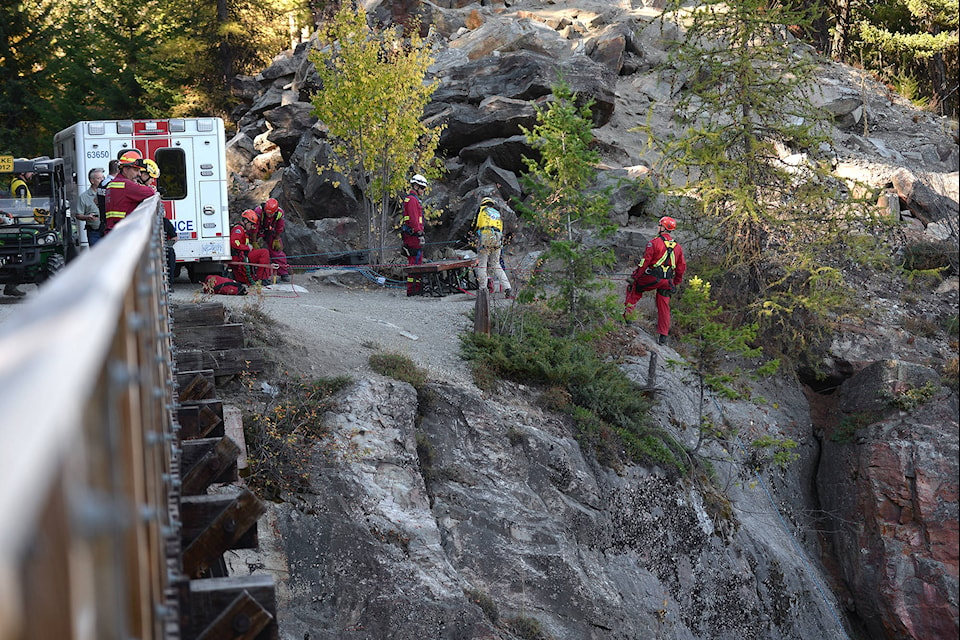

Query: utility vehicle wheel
[44,254,66,281]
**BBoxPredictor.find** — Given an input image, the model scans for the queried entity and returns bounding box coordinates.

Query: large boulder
[428,97,538,155]
[890,168,960,228]
[432,50,616,126]
[264,102,319,163]
[818,360,959,640]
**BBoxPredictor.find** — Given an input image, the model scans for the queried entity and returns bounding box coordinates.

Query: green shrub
[243,376,351,500]
[462,310,687,475]
[831,411,878,444]
[369,352,427,390]
[898,240,953,273]
[464,588,499,623]
[880,380,939,411]
[505,615,550,640]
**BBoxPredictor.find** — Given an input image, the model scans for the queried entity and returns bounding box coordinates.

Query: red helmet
[659,216,677,231]
[264,198,279,215]
[118,150,144,168]
[241,209,259,225]
[117,148,142,161]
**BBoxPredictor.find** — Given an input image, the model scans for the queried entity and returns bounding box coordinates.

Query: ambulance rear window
[155,148,186,200]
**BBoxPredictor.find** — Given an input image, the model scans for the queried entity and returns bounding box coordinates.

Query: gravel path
[169,270,500,388]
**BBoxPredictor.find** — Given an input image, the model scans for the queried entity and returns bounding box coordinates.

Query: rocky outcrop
[259,374,851,640]
[817,360,959,640]
[220,2,960,638]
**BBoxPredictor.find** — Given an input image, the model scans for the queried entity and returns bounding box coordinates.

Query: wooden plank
[223,405,248,471]
[178,400,224,440]
[180,495,259,549]
[172,302,226,327]
[182,437,241,495]
[175,324,245,351]
[178,370,216,401]
[196,590,273,640]
[186,576,277,640]
[402,258,476,275]
[175,348,268,377]
[474,288,490,335]
[181,491,264,577]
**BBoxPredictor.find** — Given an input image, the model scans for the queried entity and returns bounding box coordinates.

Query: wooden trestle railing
[0,196,275,640]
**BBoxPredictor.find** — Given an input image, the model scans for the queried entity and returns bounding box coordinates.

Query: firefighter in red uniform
[400,174,428,296]
[253,198,290,282]
[104,150,156,234]
[623,216,687,344]
[230,210,273,285]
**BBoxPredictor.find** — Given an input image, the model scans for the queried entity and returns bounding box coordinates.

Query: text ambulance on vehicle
[54,118,231,282]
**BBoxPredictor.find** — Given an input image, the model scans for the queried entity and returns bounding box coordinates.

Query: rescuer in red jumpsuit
[230,209,273,285]
[104,150,156,234]
[253,198,290,282]
[623,216,687,345]
[400,174,428,296]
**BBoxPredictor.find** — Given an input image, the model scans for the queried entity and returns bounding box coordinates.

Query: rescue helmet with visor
[411,174,428,188]
[658,216,677,231]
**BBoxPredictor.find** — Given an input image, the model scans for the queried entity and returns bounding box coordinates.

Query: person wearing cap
[104,150,155,234]
[623,216,687,344]
[473,195,512,299]
[78,167,105,246]
[400,174,428,296]
[253,198,290,282]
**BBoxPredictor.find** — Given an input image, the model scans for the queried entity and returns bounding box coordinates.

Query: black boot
[3,284,25,297]
[658,334,668,345]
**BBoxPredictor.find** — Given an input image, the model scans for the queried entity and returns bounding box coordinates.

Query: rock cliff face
[220,1,959,638]
[260,372,850,640]
[817,361,959,640]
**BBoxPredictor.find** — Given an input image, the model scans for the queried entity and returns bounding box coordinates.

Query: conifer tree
[642,0,873,360]
[848,0,958,115]
[517,80,616,327]
[309,5,442,264]
[0,0,55,154]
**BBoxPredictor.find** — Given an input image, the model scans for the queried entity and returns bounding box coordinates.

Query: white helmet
[411,174,428,188]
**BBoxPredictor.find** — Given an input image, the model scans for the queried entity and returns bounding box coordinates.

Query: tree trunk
[831,0,852,60]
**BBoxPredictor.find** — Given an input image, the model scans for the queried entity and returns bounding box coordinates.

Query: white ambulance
[54,117,231,282]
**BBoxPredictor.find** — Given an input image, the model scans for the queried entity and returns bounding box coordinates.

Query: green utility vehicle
[0,156,78,291]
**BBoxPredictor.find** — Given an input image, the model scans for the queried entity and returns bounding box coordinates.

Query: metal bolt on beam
[154,604,174,618]
[127,312,144,331]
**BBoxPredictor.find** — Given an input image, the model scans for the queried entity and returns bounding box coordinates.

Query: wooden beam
[195,590,273,640]
[172,302,226,327]
[181,490,265,577]
[176,348,268,377]
[185,575,277,640]
[178,370,216,402]
[182,437,241,495]
[175,324,246,351]
[474,288,490,335]
[177,400,224,440]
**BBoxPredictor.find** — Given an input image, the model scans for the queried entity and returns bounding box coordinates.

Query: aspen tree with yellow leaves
[309,5,443,264]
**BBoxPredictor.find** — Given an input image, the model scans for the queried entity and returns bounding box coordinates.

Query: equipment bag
[477,227,503,250]
[203,274,248,296]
